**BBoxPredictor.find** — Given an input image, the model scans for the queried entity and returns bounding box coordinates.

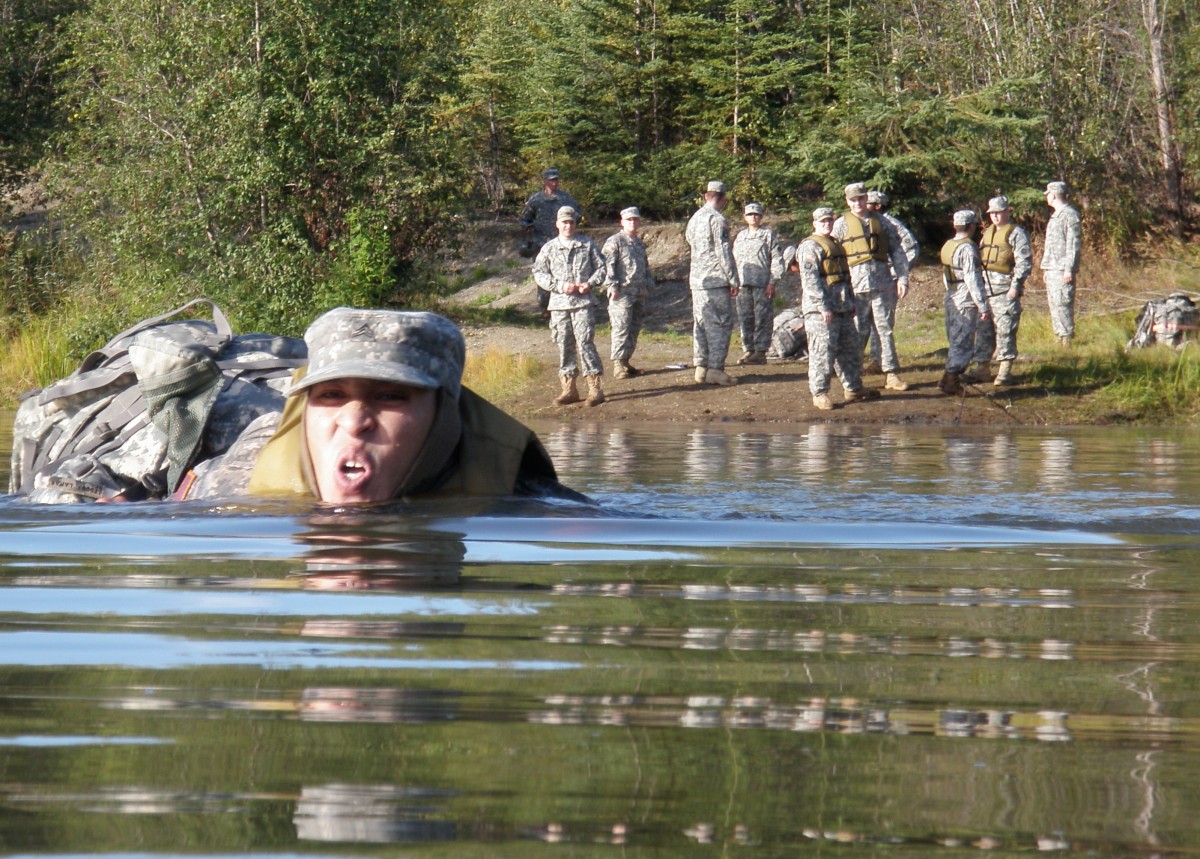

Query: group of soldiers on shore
[520,169,1082,410]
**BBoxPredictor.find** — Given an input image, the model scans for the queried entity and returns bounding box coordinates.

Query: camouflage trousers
[736,285,774,353]
[1044,270,1075,338]
[692,287,735,370]
[608,293,645,362]
[805,310,863,395]
[972,290,1021,363]
[551,306,603,377]
[944,294,980,374]
[855,285,900,372]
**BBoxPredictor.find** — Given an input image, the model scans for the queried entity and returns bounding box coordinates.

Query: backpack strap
[78,298,234,374]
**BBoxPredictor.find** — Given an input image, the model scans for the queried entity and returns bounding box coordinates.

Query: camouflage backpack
[11,298,307,503]
[1127,293,1200,350]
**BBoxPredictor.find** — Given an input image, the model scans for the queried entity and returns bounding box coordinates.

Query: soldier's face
[303,378,438,504]
[847,195,868,215]
[558,218,576,237]
[545,178,560,193]
[990,209,1011,225]
[621,216,639,236]
[814,217,834,237]
[744,212,762,226]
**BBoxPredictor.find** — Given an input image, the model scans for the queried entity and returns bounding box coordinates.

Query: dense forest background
[1,0,1197,339]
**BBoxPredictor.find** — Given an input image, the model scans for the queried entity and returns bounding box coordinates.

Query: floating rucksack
[10,298,306,503]
[1127,293,1200,350]
[768,308,808,360]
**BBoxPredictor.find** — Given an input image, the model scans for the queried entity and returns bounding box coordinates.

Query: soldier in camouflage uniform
[966,195,1032,386]
[1039,180,1082,346]
[798,207,879,410]
[532,206,608,406]
[832,183,912,392]
[937,210,992,395]
[180,308,577,503]
[732,202,784,365]
[602,206,655,380]
[864,190,919,374]
[520,168,583,314]
[685,180,740,386]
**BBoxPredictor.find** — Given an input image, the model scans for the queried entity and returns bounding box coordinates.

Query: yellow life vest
[979,223,1016,274]
[939,237,973,285]
[808,234,850,286]
[840,213,889,267]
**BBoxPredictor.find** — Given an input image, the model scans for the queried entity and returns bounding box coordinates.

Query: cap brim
[289,361,440,396]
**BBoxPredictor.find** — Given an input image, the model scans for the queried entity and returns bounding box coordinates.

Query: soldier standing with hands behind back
[521,168,583,315]
[685,180,740,386]
[603,207,655,380]
[1039,180,1082,347]
[938,210,992,396]
[732,202,784,365]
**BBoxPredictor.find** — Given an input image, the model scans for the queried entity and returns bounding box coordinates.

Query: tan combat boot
[736,351,754,365]
[705,368,738,386]
[586,375,606,406]
[961,363,990,383]
[937,371,964,396]
[621,359,641,378]
[554,375,581,405]
[694,366,708,384]
[994,359,1015,386]
[746,351,768,365]
[843,386,881,403]
[884,372,909,391]
[613,360,630,380]
[812,392,835,411]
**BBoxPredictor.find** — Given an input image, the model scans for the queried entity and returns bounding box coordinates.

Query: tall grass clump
[463,347,542,404]
[0,313,77,401]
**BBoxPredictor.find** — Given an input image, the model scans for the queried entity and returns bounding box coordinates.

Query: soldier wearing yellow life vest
[832,183,913,393]
[964,195,1032,386]
[938,210,992,396]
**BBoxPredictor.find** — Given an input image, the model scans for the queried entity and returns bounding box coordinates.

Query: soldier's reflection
[293,516,468,590]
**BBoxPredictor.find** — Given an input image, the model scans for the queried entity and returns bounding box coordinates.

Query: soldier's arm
[1011,228,1033,292]
[532,246,558,291]
[882,218,910,280]
[960,248,990,316]
[585,241,607,289]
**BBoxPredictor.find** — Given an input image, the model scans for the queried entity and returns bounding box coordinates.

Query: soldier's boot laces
[812,392,835,411]
[706,368,738,386]
[586,375,606,406]
[938,371,964,396]
[844,386,881,403]
[555,375,581,406]
[994,360,1015,386]
[884,372,909,392]
[694,366,709,384]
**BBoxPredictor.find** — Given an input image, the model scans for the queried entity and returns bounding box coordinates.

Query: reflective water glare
[2,416,1200,857]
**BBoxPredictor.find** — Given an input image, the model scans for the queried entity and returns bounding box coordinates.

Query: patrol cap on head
[291,308,466,401]
[812,206,836,221]
[744,202,764,216]
[542,168,560,181]
[556,205,578,222]
[844,182,868,200]
[987,195,1011,213]
[953,209,979,227]
[867,190,890,206]
[706,180,728,194]
[620,206,642,220]
[1045,181,1069,196]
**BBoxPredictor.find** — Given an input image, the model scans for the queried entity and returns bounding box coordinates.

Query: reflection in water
[294,784,457,843]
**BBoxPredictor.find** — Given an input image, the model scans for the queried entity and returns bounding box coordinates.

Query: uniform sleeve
[958,245,989,313]
[519,194,538,228]
[768,230,784,282]
[715,217,738,286]
[1010,227,1033,288]
[602,236,622,288]
[532,243,555,290]
[798,241,830,311]
[586,240,606,288]
[881,218,910,279]
[1063,209,1082,272]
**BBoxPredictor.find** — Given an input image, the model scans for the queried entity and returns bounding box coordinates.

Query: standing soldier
[685,180,740,386]
[521,168,583,315]
[732,202,784,365]
[966,195,1032,386]
[798,207,880,410]
[833,183,913,392]
[602,207,655,380]
[864,190,919,375]
[533,207,607,406]
[1039,180,1082,347]
[938,210,992,395]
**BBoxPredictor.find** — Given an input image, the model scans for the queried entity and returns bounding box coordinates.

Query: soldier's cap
[812,206,836,221]
[620,206,642,220]
[844,182,868,200]
[1044,180,1069,196]
[867,190,889,206]
[291,308,465,401]
[542,168,560,181]
[744,202,764,216]
[706,180,728,194]
[953,209,979,226]
[556,205,578,222]
[987,195,1011,213]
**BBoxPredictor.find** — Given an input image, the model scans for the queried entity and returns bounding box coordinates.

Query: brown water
[1,418,1199,856]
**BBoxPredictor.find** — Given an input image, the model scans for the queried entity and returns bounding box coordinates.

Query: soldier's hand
[730,285,740,298]
[578,283,591,294]
[1007,287,1019,301]
[823,311,833,325]
[610,287,620,300]
[897,280,909,300]
[766,283,776,300]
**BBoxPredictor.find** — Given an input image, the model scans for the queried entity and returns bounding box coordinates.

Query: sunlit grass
[0,314,76,402]
[463,346,543,404]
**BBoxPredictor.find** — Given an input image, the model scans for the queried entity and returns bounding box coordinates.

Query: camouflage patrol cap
[744,202,764,215]
[620,206,642,220]
[844,182,868,200]
[706,180,728,194]
[291,308,466,401]
[1044,181,1069,196]
[556,206,578,222]
[987,195,1011,213]
[812,206,836,221]
[542,168,560,180]
[953,209,979,226]
[867,190,889,206]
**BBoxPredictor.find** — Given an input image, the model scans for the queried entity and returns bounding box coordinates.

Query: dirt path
[447,220,1082,428]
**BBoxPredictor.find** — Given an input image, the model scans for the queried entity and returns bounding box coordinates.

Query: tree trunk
[1142,0,1183,237]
